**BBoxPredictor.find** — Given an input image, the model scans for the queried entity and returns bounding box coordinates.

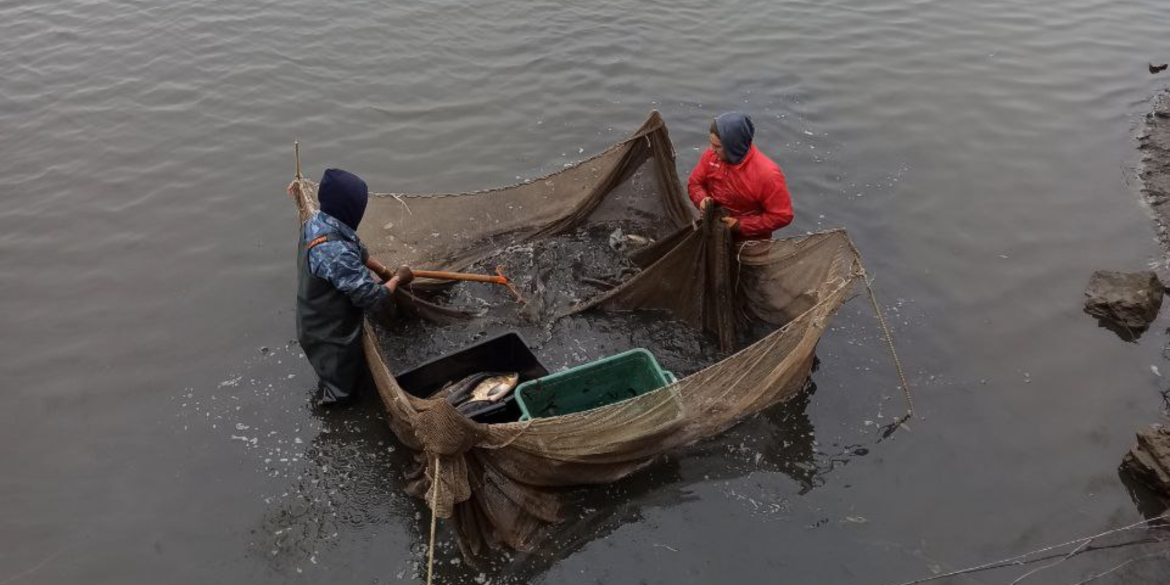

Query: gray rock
[1122,425,1170,502]
[1083,270,1164,331]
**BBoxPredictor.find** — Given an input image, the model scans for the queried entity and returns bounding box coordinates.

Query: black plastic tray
[393,332,550,424]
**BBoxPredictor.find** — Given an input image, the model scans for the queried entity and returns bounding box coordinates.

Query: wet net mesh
[290,112,865,557]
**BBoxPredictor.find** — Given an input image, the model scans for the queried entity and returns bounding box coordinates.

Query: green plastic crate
[515,349,674,420]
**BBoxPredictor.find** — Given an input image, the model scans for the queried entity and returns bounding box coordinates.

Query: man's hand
[394,265,413,286]
[382,265,413,294]
[721,217,739,231]
[286,180,301,200]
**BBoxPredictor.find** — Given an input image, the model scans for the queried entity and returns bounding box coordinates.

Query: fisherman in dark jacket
[287,168,412,406]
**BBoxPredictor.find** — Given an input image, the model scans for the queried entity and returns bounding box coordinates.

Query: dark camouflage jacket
[302,211,386,310]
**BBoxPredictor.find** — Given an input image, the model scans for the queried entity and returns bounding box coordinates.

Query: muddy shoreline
[1140,90,1170,250]
[1120,89,1170,510]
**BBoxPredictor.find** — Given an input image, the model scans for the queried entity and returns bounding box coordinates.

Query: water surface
[4,0,1170,582]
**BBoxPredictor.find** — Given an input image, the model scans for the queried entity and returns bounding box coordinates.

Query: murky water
[4,0,1170,582]
[375,223,734,388]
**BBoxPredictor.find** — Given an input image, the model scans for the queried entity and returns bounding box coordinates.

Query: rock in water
[1122,425,1170,504]
[1083,270,1164,331]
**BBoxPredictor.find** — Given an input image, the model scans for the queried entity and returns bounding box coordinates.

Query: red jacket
[687,144,794,239]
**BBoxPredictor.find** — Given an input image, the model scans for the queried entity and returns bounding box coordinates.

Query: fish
[607,228,652,252]
[470,372,520,402]
[607,227,626,251]
[444,371,519,406]
[443,372,496,406]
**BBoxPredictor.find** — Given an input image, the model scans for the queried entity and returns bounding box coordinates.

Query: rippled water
[4,0,1170,582]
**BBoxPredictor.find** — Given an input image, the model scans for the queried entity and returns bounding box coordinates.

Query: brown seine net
[290,112,865,557]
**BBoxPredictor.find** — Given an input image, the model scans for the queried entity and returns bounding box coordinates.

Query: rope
[426,457,441,585]
[863,270,915,420]
[391,193,413,215]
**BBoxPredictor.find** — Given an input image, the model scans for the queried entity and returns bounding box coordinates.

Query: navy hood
[317,168,368,231]
[714,112,755,165]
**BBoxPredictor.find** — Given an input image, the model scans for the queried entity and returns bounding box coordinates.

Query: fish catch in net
[289,111,870,558]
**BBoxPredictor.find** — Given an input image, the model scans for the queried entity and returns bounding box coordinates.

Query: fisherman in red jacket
[688,112,794,239]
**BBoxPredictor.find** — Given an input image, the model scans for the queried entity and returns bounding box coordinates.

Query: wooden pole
[410,269,508,284]
[294,141,302,181]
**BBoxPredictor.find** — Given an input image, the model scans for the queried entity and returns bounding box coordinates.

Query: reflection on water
[1118,467,1169,522]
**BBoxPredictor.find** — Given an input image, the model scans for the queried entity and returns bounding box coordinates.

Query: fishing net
[290,112,866,557]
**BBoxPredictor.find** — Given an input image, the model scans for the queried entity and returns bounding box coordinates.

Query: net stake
[294,141,302,181]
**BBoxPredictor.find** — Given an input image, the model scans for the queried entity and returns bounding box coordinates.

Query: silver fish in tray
[471,372,520,402]
[444,371,520,407]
